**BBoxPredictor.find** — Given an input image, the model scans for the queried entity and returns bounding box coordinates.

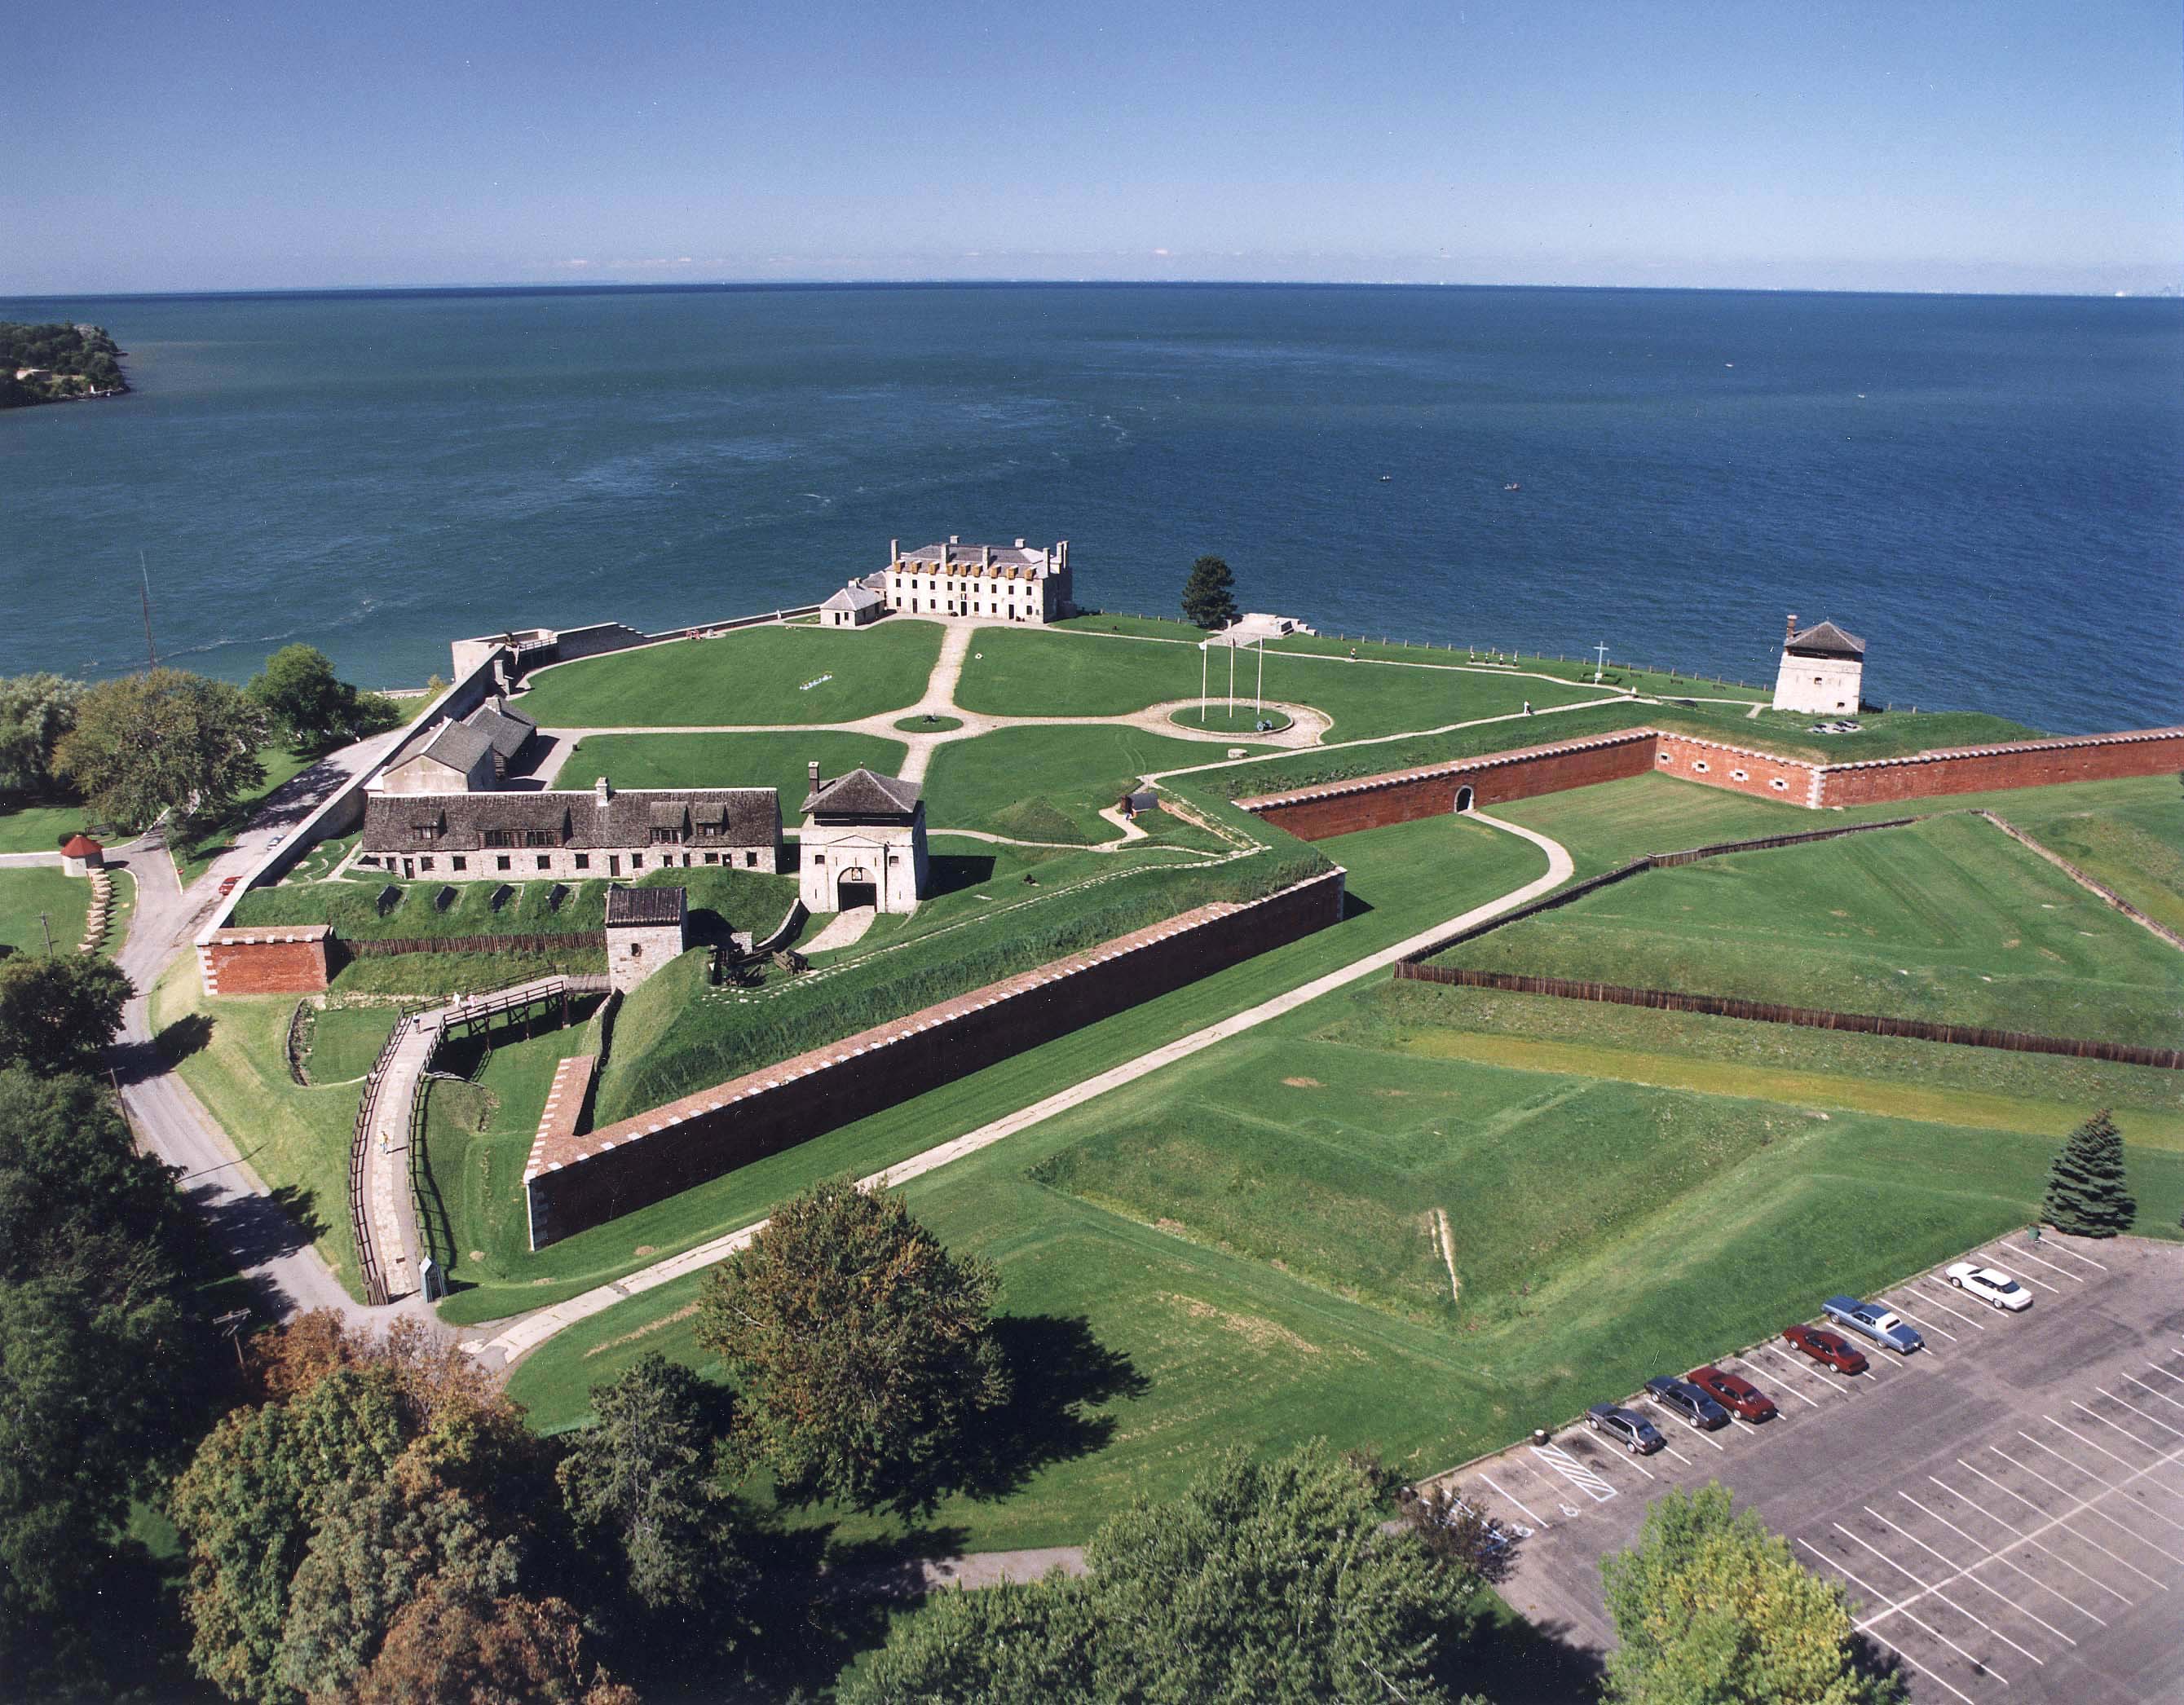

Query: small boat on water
[1379,474,1392,482]
[1502,482,1520,491]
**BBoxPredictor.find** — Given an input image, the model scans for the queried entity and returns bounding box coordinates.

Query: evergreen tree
[1180,553,1239,629]
[2041,1108,2135,1238]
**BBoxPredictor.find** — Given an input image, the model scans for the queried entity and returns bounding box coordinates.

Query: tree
[0,953,133,1077]
[2041,1109,2135,1238]
[1180,554,1239,630]
[0,671,86,797]
[845,1440,1487,1705]
[1600,1484,1899,1705]
[249,645,357,751]
[695,1175,1008,1512]
[350,1584,638,1705]
[0,1066,192,1282]
[55,666,268,832]
[557,1353,745,1624]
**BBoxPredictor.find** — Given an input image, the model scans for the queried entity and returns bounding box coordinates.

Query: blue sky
[7,0,2179,295]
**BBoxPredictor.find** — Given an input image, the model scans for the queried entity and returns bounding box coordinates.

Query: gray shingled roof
[801,768,922,817]
[605,885,686,926]
[463,700,537,760]
[898,541,1051,571]
[409,720,495,774]
[821,584,883,611]
[361,786,779,854]
[1785,619,1866,659]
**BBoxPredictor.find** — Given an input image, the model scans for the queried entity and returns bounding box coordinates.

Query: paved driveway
[1434,1232,2184,1705]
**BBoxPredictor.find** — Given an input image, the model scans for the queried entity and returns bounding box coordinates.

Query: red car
[1783,1324,1869,1375]
[218,875,240,897]
[1687,1364,1779,1421]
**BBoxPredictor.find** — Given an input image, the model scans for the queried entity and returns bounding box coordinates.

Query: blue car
[1822,1296,1924,1355]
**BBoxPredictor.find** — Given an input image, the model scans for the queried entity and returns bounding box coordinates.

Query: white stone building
[377,698,538,794]
[1771,615,1866,715]
[796,764,928,915]
[819,578,885,628]
[882,536,1073,623]
[358,777,780,882]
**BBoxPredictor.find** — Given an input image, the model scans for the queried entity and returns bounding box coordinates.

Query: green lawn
[1265,631,1773,703]
[1436,812,2184,1048]
[150,964,368,1297]
[892,713,963,733]
[511,622,943,728]
[510,947,2184,1557]
[549,729,909,805]
[2002,789,2184,937]
[449,811,1544,1324]
[0,865,91,957]
[331,947,607,997]
[296,1005,399,1083]
[921,725,1274,843]
[1167,703,1293,734]
[953,627,1615,738]
[0,795,97,855]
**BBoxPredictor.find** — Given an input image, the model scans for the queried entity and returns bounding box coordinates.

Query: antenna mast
[139,551,158,671]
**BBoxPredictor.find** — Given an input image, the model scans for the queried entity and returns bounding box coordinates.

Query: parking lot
[1434,1232,2184,1705]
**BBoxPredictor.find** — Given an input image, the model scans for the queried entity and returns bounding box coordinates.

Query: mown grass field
[1436,813,2184,1047]
[2001,788,2184,936]
[511,622,942,727]
[548,729,908,807]
[150,965,368,1297]
[0,795,95,855]
[449,810,1544,1323]
[296,1004,399,1083]
[952,626,1615,737]
[510,949,2184,1557]
[920,724,1274,843]
[0,864,91,956]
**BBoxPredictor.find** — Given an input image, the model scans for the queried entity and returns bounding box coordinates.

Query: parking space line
[2021,1433,2184,1540]
[1930,1474,2128,1612]
[2007,1243,2085,1283]
[1948,1461,2136,1605]
[2042,1419,2150,1478]
[2143,1362,2184,1389]
[2039,1239,2110,1271]
[1829,1524,2015,1681]
[1899,1491,2098,1632]
[2125,1372,2184,1412]
[1859,1507,2049,1663]
[1729,1352,1820,1408]
[1986,1448,2178,1579]
[1476,1473,1551,1531]
[2094,1389,2184,1441]
[1917,1281,1988,1329]
[1983,1250,2063,1293]
[1797,1540,1988,1705]
[1680,1422,1727,1453]
[2067,1400,2173,1454]
[1530,1443,1620,1501]
[1657,1443,1693,1467]
[1885,1302,1960,1344]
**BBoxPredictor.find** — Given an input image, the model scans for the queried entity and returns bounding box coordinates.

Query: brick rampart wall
[523,868,1346,1246]
[1238,732,1658,841]
[200,929,331,995]
[1652,733,1822,806]
[1817,728,2184,807]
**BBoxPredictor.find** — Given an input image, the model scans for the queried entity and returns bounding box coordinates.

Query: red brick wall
[201,936,330,994]
[1244,732,1658,841]
[1651,733,1820,806]
[1819,729,2184,808]
[523,869,1345,1247]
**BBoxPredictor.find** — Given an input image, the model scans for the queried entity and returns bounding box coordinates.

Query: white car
[1946,1262,2032,1311]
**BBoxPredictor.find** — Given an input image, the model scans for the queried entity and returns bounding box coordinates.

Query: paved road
[462,812,1573,1370]
[107,729,435,1332]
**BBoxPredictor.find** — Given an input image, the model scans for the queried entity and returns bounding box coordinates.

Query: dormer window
[483,829,514,848]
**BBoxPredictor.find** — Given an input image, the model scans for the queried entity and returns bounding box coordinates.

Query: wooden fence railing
[1392,963,2184,1070]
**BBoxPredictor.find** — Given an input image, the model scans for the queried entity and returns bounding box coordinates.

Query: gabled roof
[898,540,1052,571]
[1785,620,1866,659]
[413,720,496,773]
[360,786,779,854]
[821,584,883,612]
[605,885,686,926]
[802,768,921,818]
[463,699,537,760]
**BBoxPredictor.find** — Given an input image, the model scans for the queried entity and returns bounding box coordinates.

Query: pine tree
[2041,1108,2135,1238]
[1180,553,1239,629]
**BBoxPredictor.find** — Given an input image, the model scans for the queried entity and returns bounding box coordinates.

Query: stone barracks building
[882,536,1074,623]
[360,777,780,882]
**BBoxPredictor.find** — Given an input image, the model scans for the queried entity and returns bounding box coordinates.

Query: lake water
[1,284,2177,733]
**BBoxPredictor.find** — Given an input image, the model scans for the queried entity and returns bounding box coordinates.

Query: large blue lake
[1,284,2177,732]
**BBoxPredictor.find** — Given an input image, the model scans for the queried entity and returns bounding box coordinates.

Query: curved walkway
[461,812,1573,1372]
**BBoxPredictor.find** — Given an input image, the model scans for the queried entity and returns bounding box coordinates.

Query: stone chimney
[889,536,898,562]
[948,534,960,545]
[594,775,611,808]
[981,544,991,569]
[808,760,822,794]
[1785,613,1799,645]
[1014,536,1026,549]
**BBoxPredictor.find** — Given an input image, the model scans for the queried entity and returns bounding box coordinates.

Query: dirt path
[460,812,1573,1372]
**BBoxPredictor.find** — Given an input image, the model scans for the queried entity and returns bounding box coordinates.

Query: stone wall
[1817,728,2184,807]
[199,927,331,996]
[523,867,1346,1246]
[1234,731,1658,841]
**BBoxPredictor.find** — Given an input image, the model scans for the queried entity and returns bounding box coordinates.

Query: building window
[1692,760,1710,773]
[574,853,590,870]
[704,852,719,865]
[650,827,678,844]
[536,855,551,871]
[631,854,643,870]
[452,856,467,871]
[1770,778,1789,791]
[411,826,435,844]
[811,852,824,866]
[484,829,514,848]
[1731,769,1749,782]
[523,830,555,848]
[420,857,435,871]
[496,855,511,871]
[744,851,757,866]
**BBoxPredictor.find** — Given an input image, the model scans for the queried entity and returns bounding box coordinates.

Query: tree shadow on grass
[925,852,997,899]
[139,1011,214,1071]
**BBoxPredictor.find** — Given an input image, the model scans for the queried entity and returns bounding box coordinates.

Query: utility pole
[39,912,53,958]
[1593,642,1609,685]
[139,551,158,672]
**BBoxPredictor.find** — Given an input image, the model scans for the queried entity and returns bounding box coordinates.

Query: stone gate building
[797,764,929,914]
